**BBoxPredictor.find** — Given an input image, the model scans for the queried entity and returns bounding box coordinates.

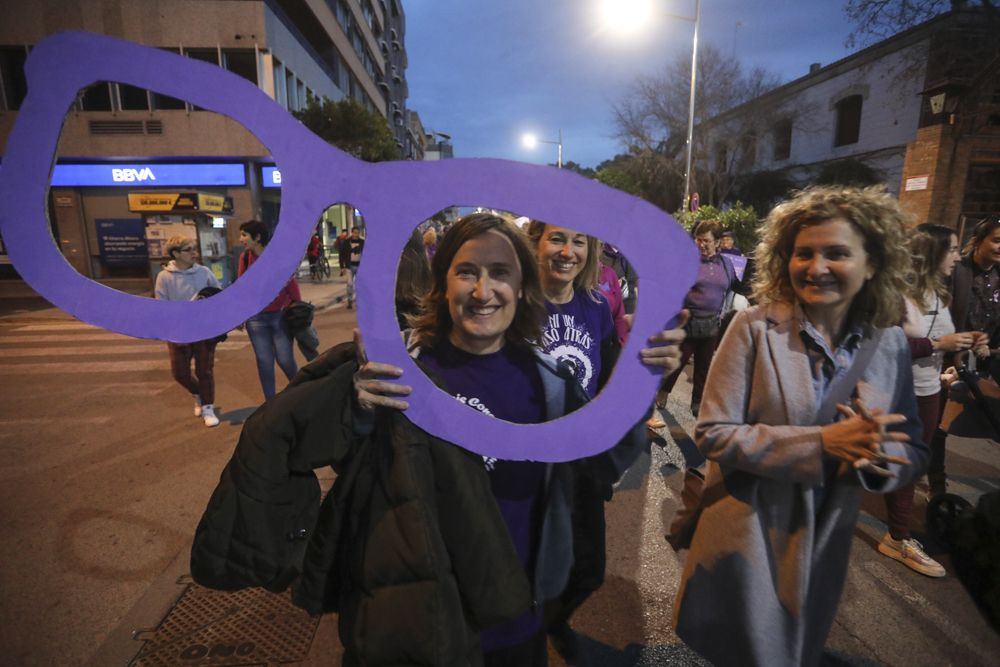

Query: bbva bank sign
[112,167,156,182]
[47,163,247,187]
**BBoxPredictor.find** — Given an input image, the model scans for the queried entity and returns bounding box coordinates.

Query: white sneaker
[877,533,945,578]
[202,404,220,428]
[192,394,203,417]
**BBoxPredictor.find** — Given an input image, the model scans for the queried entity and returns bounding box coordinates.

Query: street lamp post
[599,0,701,209]
[664,0,701,211]
[522,129,563,168]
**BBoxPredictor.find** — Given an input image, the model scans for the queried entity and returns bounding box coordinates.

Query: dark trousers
[483,629,548,667]
[927,391,949,491]
[545,473,606,632]
[167,341,217,404]
[659,335,718,407]
[884,391,942,539]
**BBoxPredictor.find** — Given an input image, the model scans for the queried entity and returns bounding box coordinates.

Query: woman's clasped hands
[820,398,911,477]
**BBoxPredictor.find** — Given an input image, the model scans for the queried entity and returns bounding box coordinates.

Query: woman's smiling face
[445,230,523,354]
[536,224,588,289]
[789,218,874,318]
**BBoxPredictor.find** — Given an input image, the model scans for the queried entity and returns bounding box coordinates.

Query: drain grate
[129,577,320,666]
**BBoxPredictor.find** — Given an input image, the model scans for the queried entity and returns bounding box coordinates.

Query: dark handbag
[282,300,315,334]
[195,286,227,344]
[665,328,885,550]
[685,314,720,340]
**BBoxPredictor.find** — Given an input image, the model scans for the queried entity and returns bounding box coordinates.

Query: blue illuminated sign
[47,163,246,187]
[262,166,282,188]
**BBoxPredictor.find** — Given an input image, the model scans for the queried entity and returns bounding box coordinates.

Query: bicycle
[310,249,332,281]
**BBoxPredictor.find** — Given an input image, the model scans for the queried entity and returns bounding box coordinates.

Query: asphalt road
[0,290,998,666]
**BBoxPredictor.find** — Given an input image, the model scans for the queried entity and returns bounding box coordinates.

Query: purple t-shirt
[685,254,732,317]
[541,290,614,398]
[418,339,546,651]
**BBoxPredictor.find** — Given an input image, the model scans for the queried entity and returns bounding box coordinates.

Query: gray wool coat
[672,303,928,667]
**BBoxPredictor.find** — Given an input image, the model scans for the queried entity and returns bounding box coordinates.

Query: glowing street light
[598,0,654,35]
[598,0,701,210]
[522,130,563,168]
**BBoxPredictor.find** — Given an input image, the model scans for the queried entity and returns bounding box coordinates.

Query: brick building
[698,7,999,232]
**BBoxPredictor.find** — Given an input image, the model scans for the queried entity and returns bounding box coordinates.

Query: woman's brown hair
[408,213,546,348]
[909,223,955,312]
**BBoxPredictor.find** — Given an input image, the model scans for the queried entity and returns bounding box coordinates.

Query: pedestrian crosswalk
[0,319,250,378]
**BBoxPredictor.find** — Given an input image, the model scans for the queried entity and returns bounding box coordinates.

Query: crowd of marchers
[158,184,999,666]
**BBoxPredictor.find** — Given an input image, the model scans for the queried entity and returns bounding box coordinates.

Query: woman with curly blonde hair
[673,185,928,667]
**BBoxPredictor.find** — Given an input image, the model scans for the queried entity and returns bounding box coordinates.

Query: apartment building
[0,0,412,287]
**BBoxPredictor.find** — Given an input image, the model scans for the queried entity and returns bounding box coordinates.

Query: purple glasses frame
[0,32,697,462]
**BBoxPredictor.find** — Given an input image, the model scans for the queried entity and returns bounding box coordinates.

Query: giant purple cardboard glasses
[0,32,697,462]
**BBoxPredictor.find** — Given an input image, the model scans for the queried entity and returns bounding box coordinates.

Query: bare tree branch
[843,0,996,48]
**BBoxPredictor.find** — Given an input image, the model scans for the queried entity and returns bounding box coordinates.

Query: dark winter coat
[191,341,645,665]
[190,343,529,665]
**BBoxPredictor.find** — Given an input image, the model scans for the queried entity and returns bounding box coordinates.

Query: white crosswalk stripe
[0,319,247,377]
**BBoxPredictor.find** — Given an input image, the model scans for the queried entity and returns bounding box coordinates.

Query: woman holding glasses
[672,186,928,667]
[347,214,683,664]
[194,213,684,665]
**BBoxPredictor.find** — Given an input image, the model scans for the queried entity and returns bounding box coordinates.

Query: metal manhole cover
[129,577,320,666]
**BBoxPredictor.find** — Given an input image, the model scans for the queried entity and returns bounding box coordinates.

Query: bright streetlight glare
[522,133,538,149]
[598,0,653,35]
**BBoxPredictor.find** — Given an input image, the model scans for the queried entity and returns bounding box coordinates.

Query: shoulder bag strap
[814,328,885,425]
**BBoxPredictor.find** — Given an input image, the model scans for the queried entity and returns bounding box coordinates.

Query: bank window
[285,69,297,110]
[272,57,286,107]
[151,48,186,109]
[80,82,113,111]
[772,119,792,161]
[185,48,219,66]
[0,45,28,111]
[834,95,863,147]
[118,83,150,111]
[223,49,257,85]
[326,48,342,89]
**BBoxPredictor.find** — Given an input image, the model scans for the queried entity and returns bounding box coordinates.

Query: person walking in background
[885,224,978,577]
[601,243,638,330]
[933,218,1000,494]
[422,227,438,260]
[672,186,927,667]
[335,229,350,276]
[718,230,743,255]
[598,259,629,345]
[345,226,364,310]
[238,220,299,399]
[154,236,223,427]
[306,230,322,275]
[655,219,741,419]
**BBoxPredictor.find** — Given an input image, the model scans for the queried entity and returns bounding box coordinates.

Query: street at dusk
[2,1,1000,666]
[1,276,999,665]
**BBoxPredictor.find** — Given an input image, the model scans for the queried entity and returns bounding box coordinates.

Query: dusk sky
[406,1,859,169]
